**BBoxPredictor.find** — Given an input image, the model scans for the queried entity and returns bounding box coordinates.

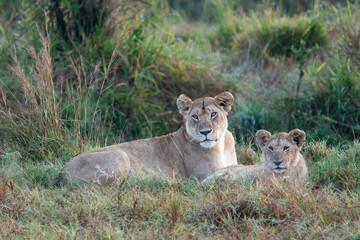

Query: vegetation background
[0,0,359,238]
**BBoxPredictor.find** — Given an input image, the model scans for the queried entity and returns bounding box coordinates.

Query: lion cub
[204,129,309,184]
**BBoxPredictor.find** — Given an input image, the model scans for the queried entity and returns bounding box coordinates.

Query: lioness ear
[177,94,193,116]
[288,129,306,148]
[255,130,271,149]
[214,92,234,112]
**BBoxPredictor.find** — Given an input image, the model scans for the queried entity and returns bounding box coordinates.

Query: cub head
[255,129,306,174]
[177,92,234,148]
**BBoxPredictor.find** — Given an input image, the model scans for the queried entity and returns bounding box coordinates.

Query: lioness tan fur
[60,92,237,185]
[203,129,309,184]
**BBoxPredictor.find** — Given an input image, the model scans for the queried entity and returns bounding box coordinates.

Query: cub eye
[211,112,217,118]
[283,146,289,152]
[268,146,273,152]
[192,115,199,121]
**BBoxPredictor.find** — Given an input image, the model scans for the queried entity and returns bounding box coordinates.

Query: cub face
[177,92,234,148]
[255,129,306,174]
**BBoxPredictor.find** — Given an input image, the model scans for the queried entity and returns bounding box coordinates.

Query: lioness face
[177,92,234,148]
[255,129,306,174]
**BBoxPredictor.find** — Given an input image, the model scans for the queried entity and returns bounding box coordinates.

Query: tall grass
[0,2,228,161]
[0,27,119,161]
[0,29,70,161]
[228,3,359,143]
[337,1,360,66]
[244,12,327,56]
[209,0,327,57]
[209,0,243,49]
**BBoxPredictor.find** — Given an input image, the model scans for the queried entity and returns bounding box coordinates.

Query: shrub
[231,43,359,143]
[244,12,327,56]
[208,0,243,49]
[208,1,327,55]
[279,50,360,141]
[337,3,360,68]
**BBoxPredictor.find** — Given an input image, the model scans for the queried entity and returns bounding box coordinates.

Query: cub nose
[274,160,282,166]
[200,129,212,136]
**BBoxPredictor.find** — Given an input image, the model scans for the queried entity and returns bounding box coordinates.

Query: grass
[208,0,327,56]
[1,0,360,238]
[1,142,360,238]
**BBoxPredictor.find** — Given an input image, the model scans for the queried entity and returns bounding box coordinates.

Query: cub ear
[255,130,271,149]
[288,129,306,148]
[177,94,193,116]
[214,92,234,112]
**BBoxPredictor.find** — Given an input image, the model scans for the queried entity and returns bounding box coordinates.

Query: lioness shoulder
[60,92,238,185]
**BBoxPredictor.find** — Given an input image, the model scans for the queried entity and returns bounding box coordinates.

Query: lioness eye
[192,115,199,121]
[268,146,273,152]
[211,112,217,118]
[283,146,289,152]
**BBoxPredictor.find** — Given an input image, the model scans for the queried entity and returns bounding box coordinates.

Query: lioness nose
[274,160,282,166]
[200,129,212,136]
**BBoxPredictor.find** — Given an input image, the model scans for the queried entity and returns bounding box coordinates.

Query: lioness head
[255,129,306,174]
[177,92,234,148]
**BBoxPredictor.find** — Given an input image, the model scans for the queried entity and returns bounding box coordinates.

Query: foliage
[167,0,354,21]
[1,0,360,238]
[229,3,360,143]
[337,1,360,67]
[306,141,360,191]
[233,50,360,143]
[244,11,327,57]
[208,0,327,55]
[208,0,243,49]
[291,39,319,96]
[0,31,73,161]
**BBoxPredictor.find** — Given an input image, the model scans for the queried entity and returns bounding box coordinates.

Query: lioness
[203,129,309,184]
[60,92,237,185]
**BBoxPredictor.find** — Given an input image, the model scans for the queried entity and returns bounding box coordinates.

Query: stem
[289,67,304,130]
[296,69,304,97]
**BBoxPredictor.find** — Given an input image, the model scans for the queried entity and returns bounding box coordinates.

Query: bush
[279,50,360,141]
[337,3,360,67]
[234,53,360,143]
[208,1,327,58]
[208,0,243,49]
[244,12,327,56]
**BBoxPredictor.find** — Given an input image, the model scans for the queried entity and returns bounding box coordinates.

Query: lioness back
[60,92,238,185]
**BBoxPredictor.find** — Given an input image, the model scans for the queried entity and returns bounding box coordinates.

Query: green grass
[1,142,360,238]
[1,0,360,238]
[208,0,327,55]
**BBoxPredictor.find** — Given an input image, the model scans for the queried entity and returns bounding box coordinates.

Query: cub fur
[60,92,237,185]
[203,129,309,184]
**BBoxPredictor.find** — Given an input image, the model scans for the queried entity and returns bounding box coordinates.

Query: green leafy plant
[291,39,319,97]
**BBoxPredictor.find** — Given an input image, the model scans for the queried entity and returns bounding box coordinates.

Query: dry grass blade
[0,85,6,107]
[0,173,13,203]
